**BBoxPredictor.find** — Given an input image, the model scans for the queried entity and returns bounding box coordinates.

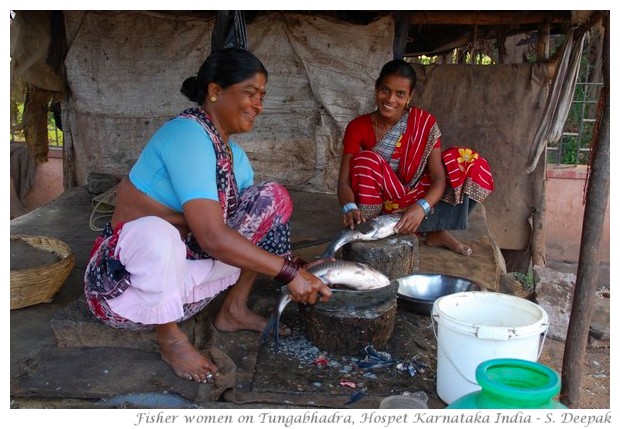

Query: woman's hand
[343,208,366,230]
[286,269,332,305]
[393,204,426,235]
[337,153,366,230]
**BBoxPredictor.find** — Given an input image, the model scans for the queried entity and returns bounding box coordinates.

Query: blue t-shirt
[129,117,253,212]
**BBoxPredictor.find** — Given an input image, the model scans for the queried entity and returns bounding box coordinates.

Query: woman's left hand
[393,204,425,235]
[343,208,365,230]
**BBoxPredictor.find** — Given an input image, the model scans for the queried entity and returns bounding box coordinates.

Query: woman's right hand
[286,269,332,305]
[343,208,366,230]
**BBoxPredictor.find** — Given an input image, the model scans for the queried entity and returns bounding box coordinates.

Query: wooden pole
[530,23,552,267]
[536,23,550,61]
[496,28,508,64]
[530,156,547,267]
[392,11,411,60]
[469,25,478,64]
[560,12,609,408]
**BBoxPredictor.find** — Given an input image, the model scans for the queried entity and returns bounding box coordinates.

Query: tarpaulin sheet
[61,11,551,249]
[62,11,393,192]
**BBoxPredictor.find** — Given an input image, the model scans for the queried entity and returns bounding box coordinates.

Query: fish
[304,259,391,290]
[259,260,391,350]
[258,291,293,351]
[320,214,401,258]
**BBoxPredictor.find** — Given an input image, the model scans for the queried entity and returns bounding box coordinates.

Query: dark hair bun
[180,76,199,102]
[181,48,268,105]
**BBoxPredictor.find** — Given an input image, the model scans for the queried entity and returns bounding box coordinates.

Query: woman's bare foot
[425,230,472,256]
[214,269,291,336]
[156,323,217,384]
[213,303,291,336]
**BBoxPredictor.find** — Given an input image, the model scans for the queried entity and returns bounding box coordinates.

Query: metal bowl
[395,273,482,316]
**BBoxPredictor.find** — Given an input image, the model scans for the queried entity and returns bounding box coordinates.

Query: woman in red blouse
[337,59,494,256]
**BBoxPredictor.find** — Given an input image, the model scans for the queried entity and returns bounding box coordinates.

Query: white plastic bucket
[431,291,549,405]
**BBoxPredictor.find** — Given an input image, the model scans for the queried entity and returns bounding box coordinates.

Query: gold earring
[210,96,217,102]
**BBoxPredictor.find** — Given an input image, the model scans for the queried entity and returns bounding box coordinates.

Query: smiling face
[208,72,267,141]
[375,74,413,123]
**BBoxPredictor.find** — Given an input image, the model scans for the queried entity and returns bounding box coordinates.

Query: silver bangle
[416,198,433,216]
[341,202,359,214]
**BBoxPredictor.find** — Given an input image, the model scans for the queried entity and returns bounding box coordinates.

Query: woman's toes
[461,245,472,256]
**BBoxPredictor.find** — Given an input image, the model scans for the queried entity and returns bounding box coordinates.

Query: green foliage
[10,102,24,140]
[47,109,63,147]
[556,53,599,166]
[417,55,434,65]
[10,102,63,147]
[513,271,535,292]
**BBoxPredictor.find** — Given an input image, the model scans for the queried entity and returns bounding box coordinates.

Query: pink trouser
[105,216,240,325]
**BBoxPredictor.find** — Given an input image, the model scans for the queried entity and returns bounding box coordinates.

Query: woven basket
[10,235,75,310]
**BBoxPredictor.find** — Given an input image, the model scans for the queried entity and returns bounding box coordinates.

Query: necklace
[374,112,389,143]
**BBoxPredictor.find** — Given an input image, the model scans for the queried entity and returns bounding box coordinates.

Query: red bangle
[274,258,299,284]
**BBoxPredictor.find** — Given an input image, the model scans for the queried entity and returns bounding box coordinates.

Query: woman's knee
[351,150,383,168]
[258,181,290,199]
[116,216,185,265]
[253,181,293,216]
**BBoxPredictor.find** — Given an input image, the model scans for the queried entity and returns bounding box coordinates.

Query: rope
[89,184,118,231]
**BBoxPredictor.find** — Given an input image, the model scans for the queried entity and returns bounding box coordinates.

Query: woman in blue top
[84,48,331,384]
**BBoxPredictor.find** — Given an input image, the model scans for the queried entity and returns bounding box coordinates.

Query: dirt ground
[537,261,611,410]
[9,333,610,410]
[538,337,610,409]
[9,187,611,411]
[10,294,611,410]
[9,337,611,410]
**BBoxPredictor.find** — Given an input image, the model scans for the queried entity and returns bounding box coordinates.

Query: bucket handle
[431,315,550,385]
[537,323,549,360]
[431,313,477,386]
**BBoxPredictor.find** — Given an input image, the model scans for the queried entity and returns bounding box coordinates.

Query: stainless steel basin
[395,273,482,316]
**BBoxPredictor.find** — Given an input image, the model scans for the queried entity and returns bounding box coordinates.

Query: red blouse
[342,114,376,155]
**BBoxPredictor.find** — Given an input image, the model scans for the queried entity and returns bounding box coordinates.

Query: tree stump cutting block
[300,298,397,355]
[342,234,419,280]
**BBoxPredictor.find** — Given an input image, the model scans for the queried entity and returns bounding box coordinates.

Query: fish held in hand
[259,260,391,350]
[321,214,401,258]
[307,259,391,290]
